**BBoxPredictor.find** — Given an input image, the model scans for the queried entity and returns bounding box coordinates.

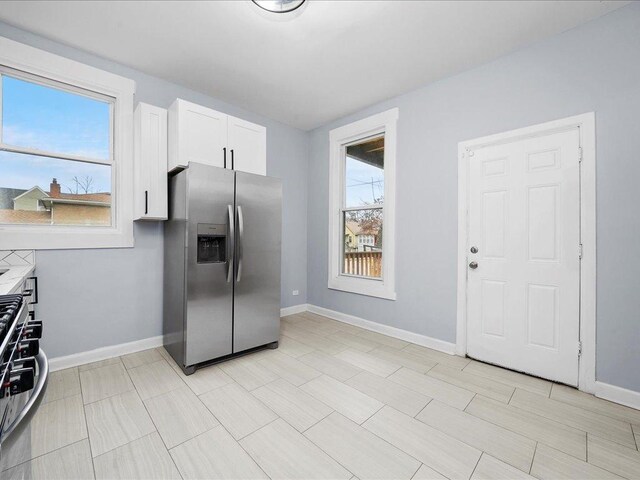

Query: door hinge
[578,147,583,163]
[578,243,583,259]
[578,341,583,357]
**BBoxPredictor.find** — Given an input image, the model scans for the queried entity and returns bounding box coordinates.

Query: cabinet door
[228,116,266,176]
[134,103,168,220]
[169,99,228,170]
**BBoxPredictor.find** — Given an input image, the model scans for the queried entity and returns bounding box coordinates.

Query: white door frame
[456,112,596,393]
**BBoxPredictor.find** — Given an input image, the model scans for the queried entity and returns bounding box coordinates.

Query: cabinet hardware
[145,190,148,215]
[223,147,227,169]
[231,149,235,170]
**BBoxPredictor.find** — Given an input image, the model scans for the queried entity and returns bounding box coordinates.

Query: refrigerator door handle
[236,204,244,282]
[227,204,235,283]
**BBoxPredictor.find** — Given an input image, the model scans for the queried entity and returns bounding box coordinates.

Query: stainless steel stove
[0,290,48,468]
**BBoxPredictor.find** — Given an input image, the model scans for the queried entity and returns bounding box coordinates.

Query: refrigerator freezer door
[233,171,282,353]
[185,162,235,366]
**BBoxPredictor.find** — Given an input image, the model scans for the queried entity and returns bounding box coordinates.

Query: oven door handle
[2,350,49,442]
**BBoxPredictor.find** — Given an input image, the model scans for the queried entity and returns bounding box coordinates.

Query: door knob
[470,246,478,254]
[469,261,478,269]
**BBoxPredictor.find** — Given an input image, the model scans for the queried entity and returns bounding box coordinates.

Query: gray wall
[307,3,640,392]
[0,22,309,359]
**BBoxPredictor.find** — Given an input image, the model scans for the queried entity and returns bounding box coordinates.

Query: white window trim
[0,35,135,249]
[328,108,398,300]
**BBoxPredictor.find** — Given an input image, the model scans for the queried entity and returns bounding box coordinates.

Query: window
[328,108,397,300]
[0,72,113,227]
[0,36,134,249]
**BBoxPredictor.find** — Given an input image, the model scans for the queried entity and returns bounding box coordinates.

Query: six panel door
[466,128,581,385]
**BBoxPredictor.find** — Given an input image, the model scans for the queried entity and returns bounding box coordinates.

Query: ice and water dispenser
[197,223,227,263]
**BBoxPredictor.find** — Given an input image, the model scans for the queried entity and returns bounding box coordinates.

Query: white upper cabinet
[134,102,168,221]
[168,99,266,175]
[228,116,267,176]
[169,99,227,170]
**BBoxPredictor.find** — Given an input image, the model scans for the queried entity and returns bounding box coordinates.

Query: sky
[345,155,384,207]
[0,74,112,193]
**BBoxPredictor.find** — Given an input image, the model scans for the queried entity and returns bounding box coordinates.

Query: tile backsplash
[0,250,35,266]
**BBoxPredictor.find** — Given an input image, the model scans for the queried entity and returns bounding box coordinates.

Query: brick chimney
[50,178,61,198]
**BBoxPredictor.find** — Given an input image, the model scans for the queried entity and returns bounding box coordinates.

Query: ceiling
[0,1,629,130]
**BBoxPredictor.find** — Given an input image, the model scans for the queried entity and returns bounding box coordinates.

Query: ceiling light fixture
[252,0,306,14]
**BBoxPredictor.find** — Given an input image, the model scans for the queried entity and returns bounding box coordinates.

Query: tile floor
[2,311,640,479]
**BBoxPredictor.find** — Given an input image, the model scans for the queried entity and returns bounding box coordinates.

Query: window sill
[328,275,396,301]
[0,226,134,250]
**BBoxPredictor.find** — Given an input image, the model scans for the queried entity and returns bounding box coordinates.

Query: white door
[466,128,581,385]
[172,100,228,170]
[134,103,167,220]
[228,116,266,176]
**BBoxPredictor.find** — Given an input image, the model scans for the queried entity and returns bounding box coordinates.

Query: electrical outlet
[292,290,299,296]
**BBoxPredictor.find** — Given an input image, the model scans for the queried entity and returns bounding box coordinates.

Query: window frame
[328,108,398,300]
[0,35,135,249]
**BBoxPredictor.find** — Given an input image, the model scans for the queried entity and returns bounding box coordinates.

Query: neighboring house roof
[56,192,111,203]
[41,197,110,207]
[1,185,111,206]
[346,221,362,235]
[12,186,50,202]
[346,220,379,236]
[0,188,27,209]
[41,191,111,207]
[0,209,50,224]
[0,182,112,225]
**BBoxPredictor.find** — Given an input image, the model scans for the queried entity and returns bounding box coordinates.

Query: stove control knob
[23,321,43,339]
[13,357,36,372]
[6,367,35,395]
[18,339,39,358]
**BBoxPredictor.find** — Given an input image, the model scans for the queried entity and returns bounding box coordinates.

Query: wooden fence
[344,251,382,277]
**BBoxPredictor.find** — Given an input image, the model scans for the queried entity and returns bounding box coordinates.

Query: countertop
[0,264,35,295]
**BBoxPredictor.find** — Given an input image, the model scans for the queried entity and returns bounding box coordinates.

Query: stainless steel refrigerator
[163,162,282,375]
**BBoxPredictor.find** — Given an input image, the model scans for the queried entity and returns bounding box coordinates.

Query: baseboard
[51,305,305,371]
[280,304,309,317]
[594,381,640,411]
[307,304,457,355]
[49,335,164,372]
[49,303,458,372]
